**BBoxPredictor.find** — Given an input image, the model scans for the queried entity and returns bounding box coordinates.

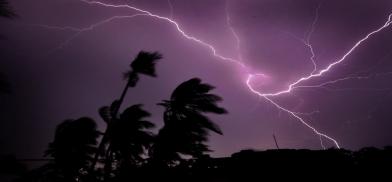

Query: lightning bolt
[304,3,321,74]
[255,13,392,97]
[35,14,149,50]
[225,1,243,62]
[294,110,320,116]
[76,0,247,69]
[246,76,341,148]
[35,0,392,149]
[167,0,174,19]
[224,1,333,148]
[245,11,391,148]
[293,71,392,91]
[319,136,326,150]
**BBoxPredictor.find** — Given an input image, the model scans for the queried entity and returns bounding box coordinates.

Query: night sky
[1,0,392,158]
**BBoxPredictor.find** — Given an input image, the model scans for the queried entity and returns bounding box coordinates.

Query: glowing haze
[1,0,392,158]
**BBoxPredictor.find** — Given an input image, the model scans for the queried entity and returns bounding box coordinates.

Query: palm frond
[154,78,227,163]
[45,117,99,176]
[120,104,151,122]
[130,51,162,77]
[169,77,227,114]
[109,104,155,166]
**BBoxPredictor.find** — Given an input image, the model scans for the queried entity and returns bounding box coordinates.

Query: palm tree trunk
[115,79,131,114]
[89,78,131,173]
[103,145,113,181]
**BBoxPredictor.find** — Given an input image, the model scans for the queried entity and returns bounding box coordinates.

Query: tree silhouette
[0,0,16,18]
[45,117,99,182]
[0,155,26,176]
[110,105,155,166]
[0,73,10,94]
[151,78,227,167]
[90,51,162,173]
[98,104,155,180]
[0,0,15,94]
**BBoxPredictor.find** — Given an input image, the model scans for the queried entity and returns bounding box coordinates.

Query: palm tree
[0,0,16,18]
[45,117,99,182]
[98,104,155,179]
[151,78,227,167]
[90,51,162,172]
[110,105,155,166]
[116,51,162,113]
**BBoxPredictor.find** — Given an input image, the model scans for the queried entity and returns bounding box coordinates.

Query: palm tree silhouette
[45,117,99,182]
[110,105,155,166]
[99,104,155,180]
[151,78,227,167]
[90,51,162,172]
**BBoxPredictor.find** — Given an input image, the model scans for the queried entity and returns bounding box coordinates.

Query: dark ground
[2,147,392,181]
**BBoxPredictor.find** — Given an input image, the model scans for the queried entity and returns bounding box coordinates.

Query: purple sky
[1,0,392,158]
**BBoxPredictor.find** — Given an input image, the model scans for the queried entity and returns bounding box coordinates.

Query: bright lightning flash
[37,0,392,149]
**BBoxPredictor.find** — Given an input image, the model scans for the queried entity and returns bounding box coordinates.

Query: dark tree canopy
[152,78,227,166]
[45,117,99,181]
[125,51,162,87]
[102,104,155,167]
[0,0,16,18]
[0,0,15,94]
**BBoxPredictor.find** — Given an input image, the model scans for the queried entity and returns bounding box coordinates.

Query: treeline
[203,147,392,180]
[3,147,392,181]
